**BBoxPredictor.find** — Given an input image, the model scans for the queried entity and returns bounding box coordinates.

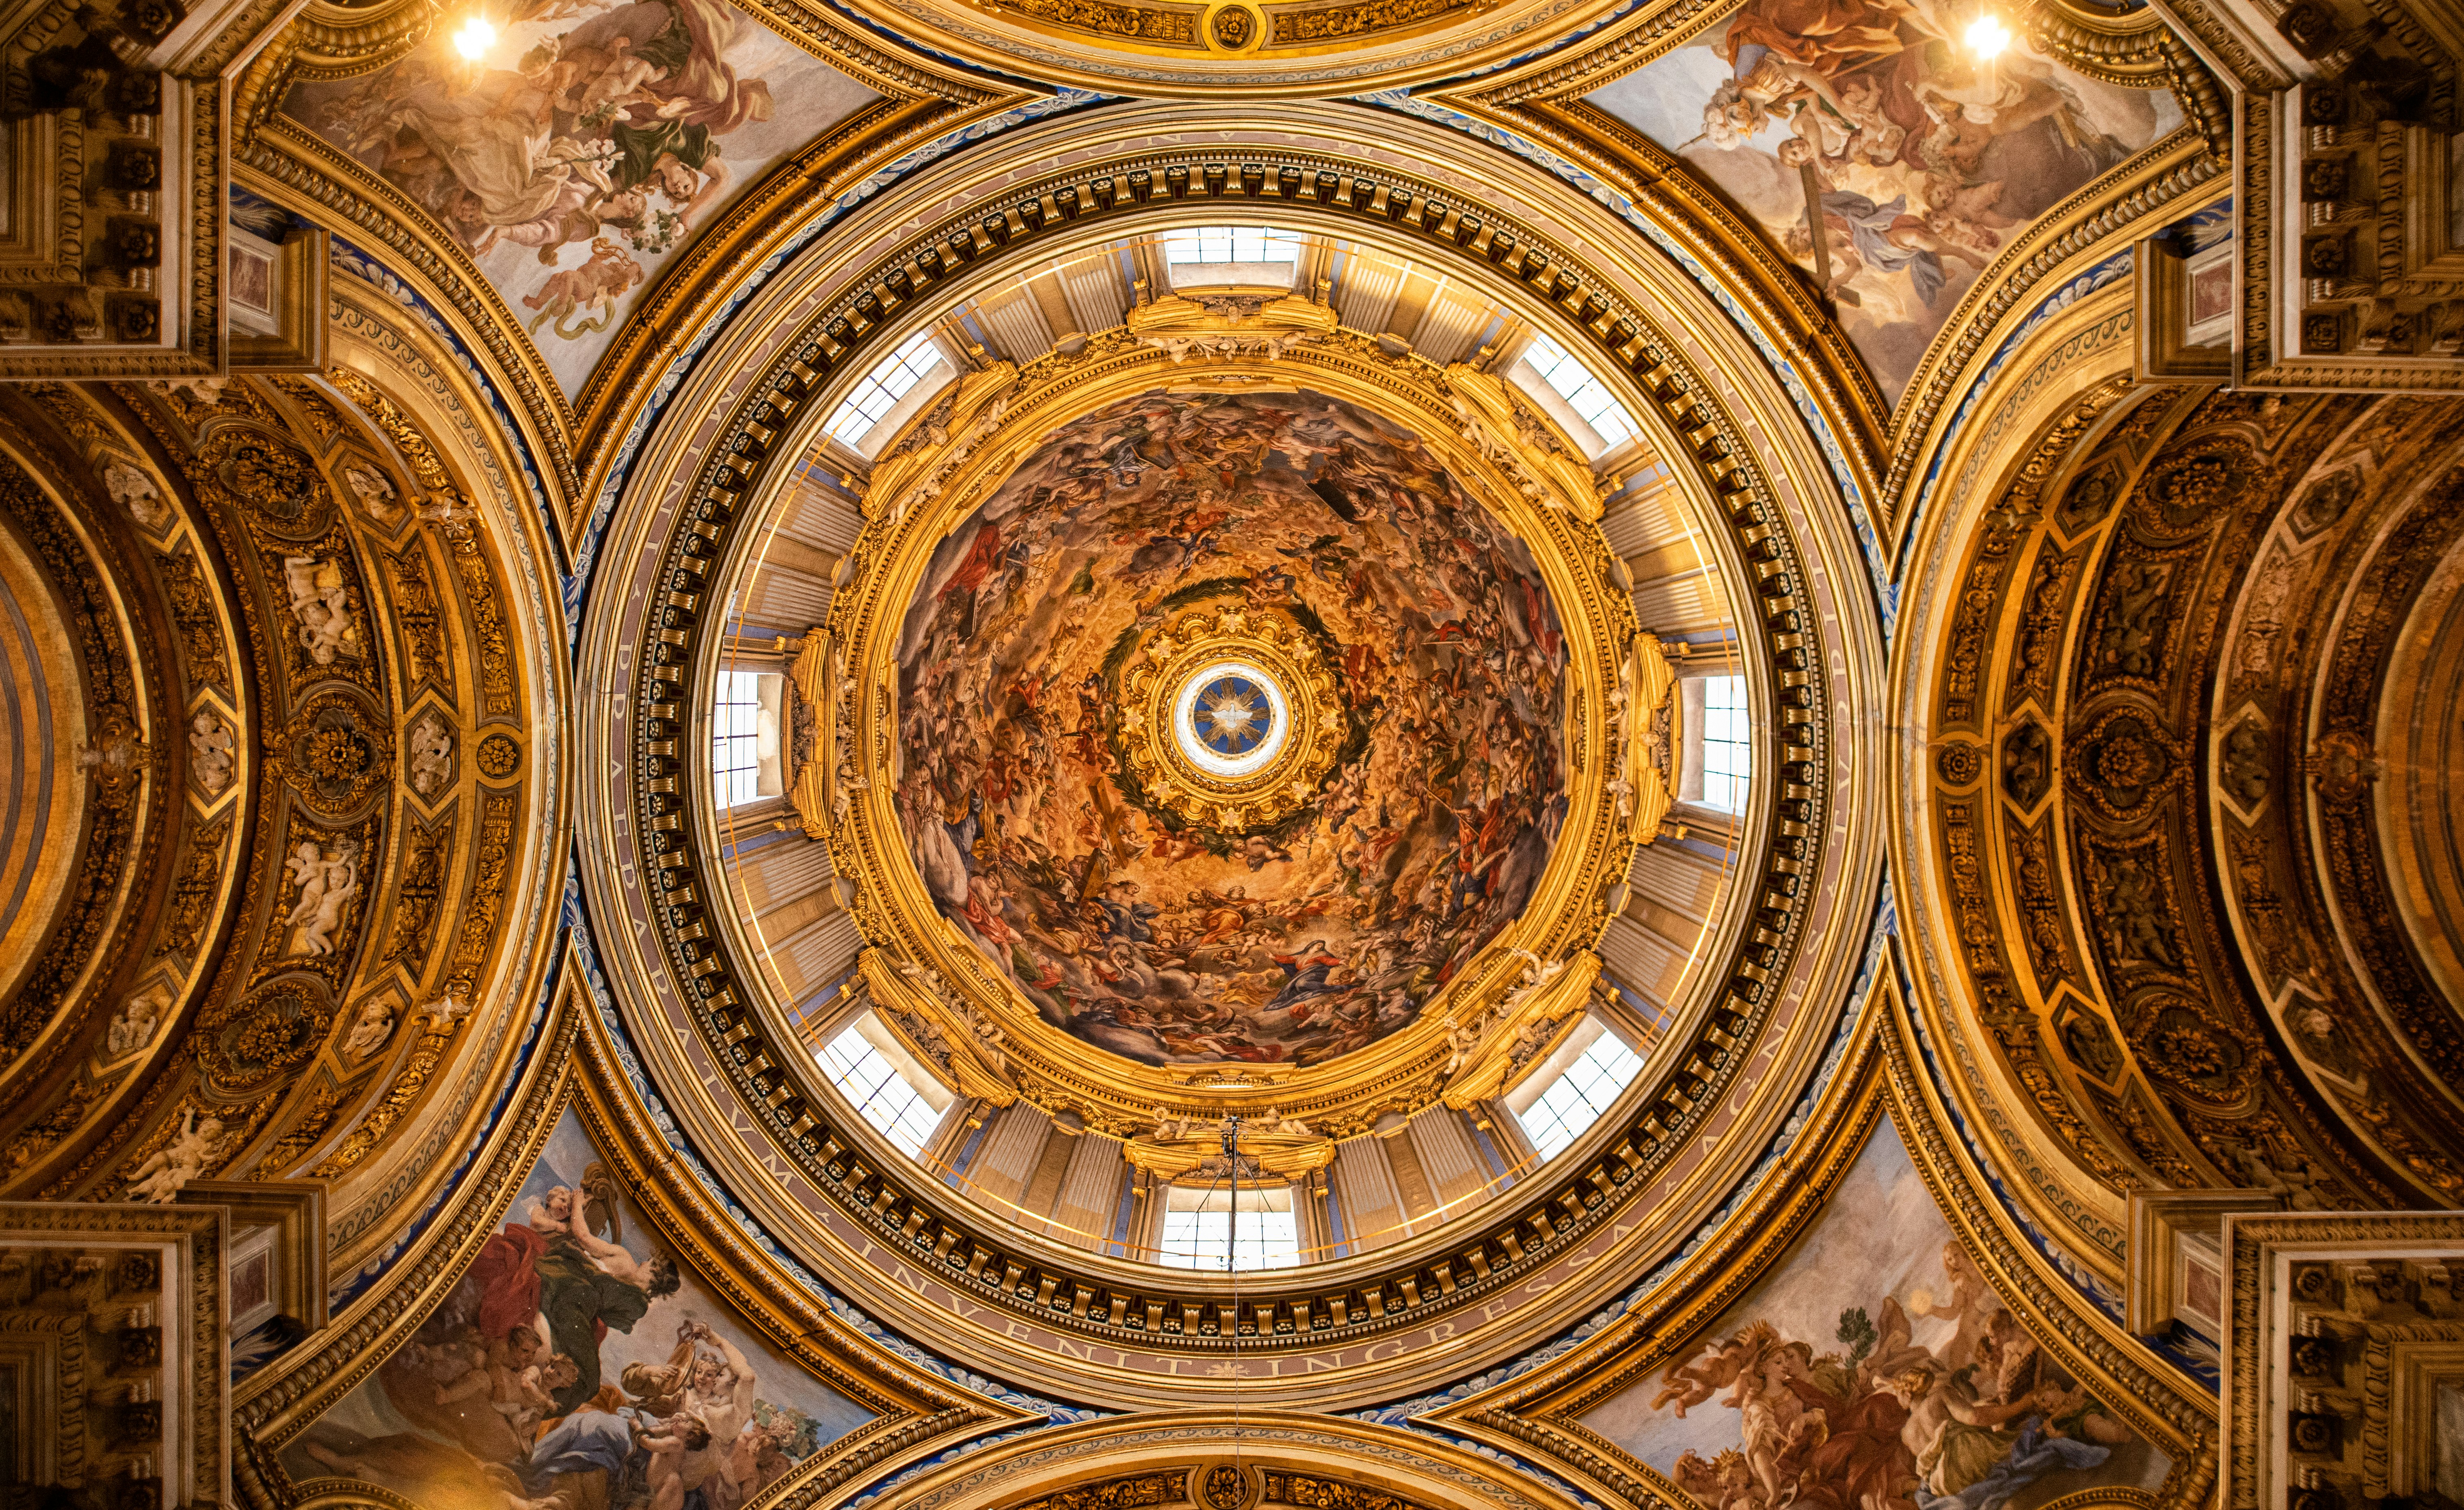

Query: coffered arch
[1892,267,2464,1300]
[0,296,573,1289]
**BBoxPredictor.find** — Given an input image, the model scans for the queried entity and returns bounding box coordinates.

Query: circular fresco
[893,388,1568,1071]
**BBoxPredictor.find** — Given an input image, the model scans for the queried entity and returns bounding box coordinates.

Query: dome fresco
[894,388,1567,1069]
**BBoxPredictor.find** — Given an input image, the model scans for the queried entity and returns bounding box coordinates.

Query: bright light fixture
[1965,13,2010,58]
[451,16,496,58]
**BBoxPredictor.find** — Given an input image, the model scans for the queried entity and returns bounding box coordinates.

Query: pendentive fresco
[281,0,877,397]
[1585,0,2179,406]
[285,1107,873,1510]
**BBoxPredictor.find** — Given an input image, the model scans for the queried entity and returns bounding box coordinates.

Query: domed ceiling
[895,388,1566,1069]
[31,0,2464,1499]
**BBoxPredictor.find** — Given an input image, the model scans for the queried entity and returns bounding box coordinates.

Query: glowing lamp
[452,16,496,58]
[1966,14,2010,58]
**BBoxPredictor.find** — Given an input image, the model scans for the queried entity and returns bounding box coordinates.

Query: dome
[892,386,1569,1072]
[598,153,1893,1404]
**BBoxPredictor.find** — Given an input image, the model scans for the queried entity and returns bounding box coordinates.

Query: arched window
[1156,1182,1301,1270]
[823,330,951,451]
[1508,1016,1646,1160]
[1693,673,1752,813]
[817,1015,954,1158]
[1517,333,1640,456]
[711,669,784,809]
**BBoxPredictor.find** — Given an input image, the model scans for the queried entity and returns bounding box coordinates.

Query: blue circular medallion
[1191,674,1272,756]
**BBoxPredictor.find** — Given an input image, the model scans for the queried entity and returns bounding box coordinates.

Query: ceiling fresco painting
[281,0,878,397]
[13,0,2464,1500]
[1579,1118,2170,1510]
[895,388,1567,1069]
[1584,0,2179,406]
[283,1105,874,1510]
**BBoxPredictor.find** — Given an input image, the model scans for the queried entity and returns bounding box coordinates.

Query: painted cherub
[638,1413,712,1510]
[1649,1324,1767,1419]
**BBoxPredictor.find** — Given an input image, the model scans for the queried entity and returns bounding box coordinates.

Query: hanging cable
[1222,1113,1244,1479]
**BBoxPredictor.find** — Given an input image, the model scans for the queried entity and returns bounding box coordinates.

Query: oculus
[1125,603,1342,831]
[1184,669,1275,765]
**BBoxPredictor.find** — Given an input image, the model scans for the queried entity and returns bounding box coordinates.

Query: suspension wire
[1222,1114,1244,1478]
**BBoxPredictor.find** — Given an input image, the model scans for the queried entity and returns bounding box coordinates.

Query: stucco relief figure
[344,464,404,524]
[1583,0,2176,404]
[285,838,364,955]
[126,1108,225,1201]
[283,1108,862,1510]
[105,459,169,528]
[105,983,171,1058]
[343,998,395,1059]
[190,709,237,795]
[281,555,362,665]
[409,713,455,796]
[894,390,1569,1069]
[1587,1123,2161,1510]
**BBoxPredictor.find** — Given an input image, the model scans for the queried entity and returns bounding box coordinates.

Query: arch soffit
[0,322,573,1294]
[306,288,582,1264]
[855,1413,1592,1510]
[1887,276,2464,1288]
[1881,278,2151,1275]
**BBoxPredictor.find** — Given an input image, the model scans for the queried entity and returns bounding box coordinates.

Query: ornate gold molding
[819,332,1638,1137]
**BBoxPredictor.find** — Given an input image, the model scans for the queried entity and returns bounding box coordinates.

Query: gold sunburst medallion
[1120,603,1342,832]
